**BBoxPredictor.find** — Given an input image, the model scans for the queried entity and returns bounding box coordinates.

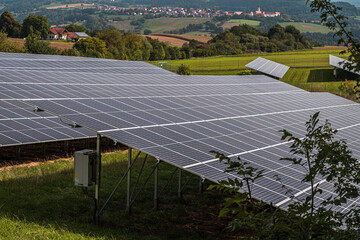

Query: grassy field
[9,38,74,51]
[226,19,260,26]
[42,3,93,9]
[144,18,209,33]
[110,17,209,34]
[278,22,333,33]
[152,49,349,73]
[0,151,233,239]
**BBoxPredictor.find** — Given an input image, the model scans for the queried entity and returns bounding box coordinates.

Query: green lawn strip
[226,19,260,26]
[0,151,226,239]
[143,18,209,33]
[150,50,349,72]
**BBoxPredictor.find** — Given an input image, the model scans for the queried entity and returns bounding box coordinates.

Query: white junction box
[74,149,97,187]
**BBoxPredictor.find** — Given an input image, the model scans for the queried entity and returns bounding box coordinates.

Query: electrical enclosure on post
[74,149,97,187]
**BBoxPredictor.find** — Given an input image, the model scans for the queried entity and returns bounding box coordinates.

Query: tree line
[0,10,312,60]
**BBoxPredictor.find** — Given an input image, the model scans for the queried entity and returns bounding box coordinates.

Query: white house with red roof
[47,28,89,41]
[47,28,67,40]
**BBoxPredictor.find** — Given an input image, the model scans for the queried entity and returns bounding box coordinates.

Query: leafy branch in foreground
[211,112,360,239]
[305,0,360,73]
[208,151,268,232]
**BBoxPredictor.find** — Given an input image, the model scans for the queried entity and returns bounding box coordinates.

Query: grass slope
[278,22,333,33]
[110,17,209,33]
[226,19,260,26]
[0,151,231,239]
[153,49,349,73]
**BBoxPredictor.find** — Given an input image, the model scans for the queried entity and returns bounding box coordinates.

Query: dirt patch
[222,22,241,29]
[146,33,211,46]
[46,3,93,9]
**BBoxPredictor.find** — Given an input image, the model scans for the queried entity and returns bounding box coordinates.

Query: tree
[143,29,152,35]
[211,113,360,238]
[176,64,191,75]
[73,37,108,58]
[25,32,58,55]
[21,14,50,39]
[306,0,360,72]
[0,32,25,53]
[0,11,22,38]
[65,24,88,33]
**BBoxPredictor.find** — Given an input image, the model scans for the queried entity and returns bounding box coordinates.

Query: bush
[176,64,191,75]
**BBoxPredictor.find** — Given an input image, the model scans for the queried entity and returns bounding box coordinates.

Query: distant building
[47,28,67,40]
[47,28,89,41]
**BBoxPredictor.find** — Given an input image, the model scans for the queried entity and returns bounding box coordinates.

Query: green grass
[143,18,209,33]
[226,19,260,26]
[0,151,227,239]
[151,49,349,74]
[278,22,333,33]
[110,17,209,33]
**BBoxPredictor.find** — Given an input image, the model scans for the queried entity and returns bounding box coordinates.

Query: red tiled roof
[66,32,78,39]
[50,28,66,35]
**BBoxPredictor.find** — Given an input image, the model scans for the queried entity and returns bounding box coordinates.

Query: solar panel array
[329,54,360,75]
[246,57,290,79]
[0,53,175,147]
[2,52,360,213]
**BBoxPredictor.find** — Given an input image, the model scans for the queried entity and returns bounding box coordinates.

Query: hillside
[1,0,359,20]
[146,33,212,46]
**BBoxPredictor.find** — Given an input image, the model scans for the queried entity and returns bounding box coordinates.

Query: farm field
[9,38,74,50]
[278,22,333,33]
[146,33,212,46]
[110,17,209,34]
[143,18,209,33]
[152,49,349,73]
[226,19,260,26]
[0,151,234,239]
[43,3,93,9]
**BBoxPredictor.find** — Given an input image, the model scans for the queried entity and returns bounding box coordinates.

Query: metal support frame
[178,168,182,198]
[199,176,205,194]
[41,143,46,157]
[126,147,132,215]
[154,157,160,210]
[15,146,20,161]
[97,151,142,218]
[94,134,101,225]
[64,141,69,154]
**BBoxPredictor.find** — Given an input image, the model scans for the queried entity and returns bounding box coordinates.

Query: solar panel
[26,91,360,212]
[246,57,290,79]
[329,54,360,75]
[0,52,174,147]
[2,52,360,214]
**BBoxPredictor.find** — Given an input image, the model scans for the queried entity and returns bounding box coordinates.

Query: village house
[47,28,89,41]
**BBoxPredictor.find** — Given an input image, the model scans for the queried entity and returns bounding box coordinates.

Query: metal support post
[178,168,182,198]
[15,146,20,161]
[199,177,205,194]
[154,157,160,210]
[85,138,90,148]
[41,143,46,157]
[94,134,101,225]
[126,147,132,215]
[65,141,69,154]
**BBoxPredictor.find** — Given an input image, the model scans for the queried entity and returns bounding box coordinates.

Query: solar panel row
[0,53,174,147]
[2,52,360,214]
[246,57,290,78]
[329,54,360,75]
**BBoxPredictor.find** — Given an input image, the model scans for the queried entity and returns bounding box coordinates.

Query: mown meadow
[0,151,233,239]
